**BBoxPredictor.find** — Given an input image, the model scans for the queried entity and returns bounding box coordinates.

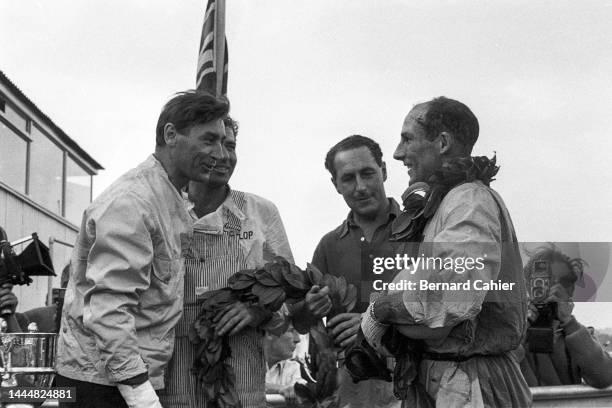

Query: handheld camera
[526,260,559,353]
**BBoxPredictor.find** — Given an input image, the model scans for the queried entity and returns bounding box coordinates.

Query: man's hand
[545,283,574,325]
[527,284,574,326]
[327,312,361,348]
[526,301,539,325]
[304,285,332,319]
[370,292,414,325]
[214,301,270,336]
[0,283,18,315]
[289,285,331,334]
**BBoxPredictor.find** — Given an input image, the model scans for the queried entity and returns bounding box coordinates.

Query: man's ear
[438,131,453,155]
[163,123,178,146]
[381,161,387,182]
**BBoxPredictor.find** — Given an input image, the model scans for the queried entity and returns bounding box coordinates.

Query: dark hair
[415,96,479,151]
[156,90,230,146]
[524,244,587,287]
[223,115,239,137]
[325,135,383,178]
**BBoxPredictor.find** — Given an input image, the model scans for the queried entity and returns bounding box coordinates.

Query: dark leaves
[253,269,279,287]
[191,257,357,407]
[199,288,237,310]
[321,274,357,316]
[300,323,341,406]
[310,323,334,351]
[305,263,323,286]
[321,274,338,297]
[252,284,286,311]
[227,271,257,290]
[343,285,357,314]
[295,383,315,402]
[264,258,287,282]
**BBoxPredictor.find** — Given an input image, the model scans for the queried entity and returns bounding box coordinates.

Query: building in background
[0,70,103,312]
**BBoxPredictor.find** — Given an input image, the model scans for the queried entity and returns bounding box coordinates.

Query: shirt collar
[218,186,246,220]
[338,198,401,238]
[185,186,246,233]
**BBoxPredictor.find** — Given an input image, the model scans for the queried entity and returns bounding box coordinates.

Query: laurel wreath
[189,256,357,408]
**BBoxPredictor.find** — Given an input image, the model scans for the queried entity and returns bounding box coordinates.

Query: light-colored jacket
[56,155,192,389]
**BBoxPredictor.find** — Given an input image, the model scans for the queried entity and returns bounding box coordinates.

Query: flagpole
[214,0,226,96]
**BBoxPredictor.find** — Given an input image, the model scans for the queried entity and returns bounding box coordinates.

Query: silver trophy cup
[0,320,57,407]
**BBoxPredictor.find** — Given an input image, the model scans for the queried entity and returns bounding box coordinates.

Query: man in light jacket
[56,91,229,408]
[361,97,531,407]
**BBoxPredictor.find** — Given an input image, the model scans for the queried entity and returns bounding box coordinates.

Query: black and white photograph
[1,1,612,407]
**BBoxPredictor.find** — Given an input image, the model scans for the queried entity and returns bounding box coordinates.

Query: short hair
[524,244,587,287]
[414,96,479,151]
[324,135,383,179]
[155,90,230,146]
[223,115,239,137]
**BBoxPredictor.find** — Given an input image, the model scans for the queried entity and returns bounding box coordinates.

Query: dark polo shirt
[312,198,406,313]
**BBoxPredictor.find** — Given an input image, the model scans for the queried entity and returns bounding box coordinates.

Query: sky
[2,0,612,328]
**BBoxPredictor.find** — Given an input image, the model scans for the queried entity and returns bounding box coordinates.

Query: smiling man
[56,91,229,408]
[294,135,401,408]
[361,97,530,407]
[160,116,294,408]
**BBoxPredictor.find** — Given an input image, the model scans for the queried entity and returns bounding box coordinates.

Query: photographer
[519,246,612,388]
[0,283,20,332]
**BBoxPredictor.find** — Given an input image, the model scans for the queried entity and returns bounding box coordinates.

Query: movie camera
[0,226,55,288]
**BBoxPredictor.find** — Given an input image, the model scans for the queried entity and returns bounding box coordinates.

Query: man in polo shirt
[295,135,401,408]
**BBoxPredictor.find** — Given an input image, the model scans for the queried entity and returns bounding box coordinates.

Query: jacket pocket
[151,256,174,284]
[146,256,183,307]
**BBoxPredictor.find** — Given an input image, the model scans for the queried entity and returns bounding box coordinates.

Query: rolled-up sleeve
[402,187,502,328]
[82,194,153,382]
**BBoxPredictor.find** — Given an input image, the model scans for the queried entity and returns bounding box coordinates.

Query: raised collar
[338,198,401,238]
[148,154,184,199]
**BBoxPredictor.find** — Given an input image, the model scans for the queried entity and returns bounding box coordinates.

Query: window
[0,122,27,193]
[29,125,63,214]
[0,99,5,112]
[65,157,92,225]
